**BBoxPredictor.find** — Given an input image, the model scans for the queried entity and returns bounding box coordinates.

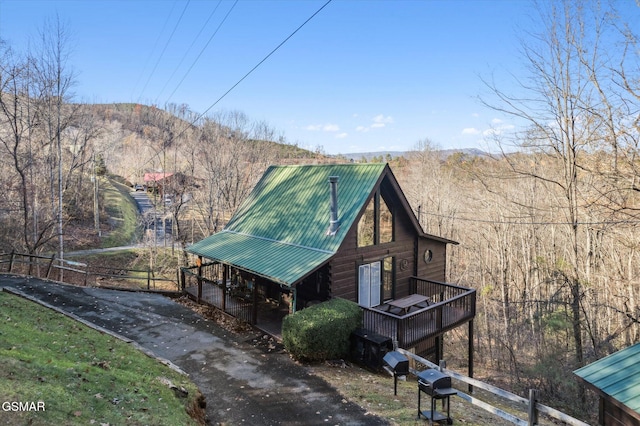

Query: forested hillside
[2,1,640,422]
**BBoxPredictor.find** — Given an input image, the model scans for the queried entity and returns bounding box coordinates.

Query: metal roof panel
[574,343,640,413]
[187,230,334,286]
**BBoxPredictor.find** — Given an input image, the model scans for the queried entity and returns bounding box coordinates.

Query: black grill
[383,351,409,375]
[417,369,456,424]
[417,369,454,396]
[382,351,409,395]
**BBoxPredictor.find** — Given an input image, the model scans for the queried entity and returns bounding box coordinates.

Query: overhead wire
[186,0,333,128]
[163,0,239,106]
[155,0,225,104]
[139,0,333,170]
[416,209,640,226]
[137,0,191,103]
[130,0,178,101]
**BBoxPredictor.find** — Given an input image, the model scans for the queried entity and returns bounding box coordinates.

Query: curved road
[0,276,389,426]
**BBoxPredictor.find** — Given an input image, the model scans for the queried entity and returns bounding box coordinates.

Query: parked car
[134,184,144,191]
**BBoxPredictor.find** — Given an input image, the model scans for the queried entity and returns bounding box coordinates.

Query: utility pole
[92,154,100,236]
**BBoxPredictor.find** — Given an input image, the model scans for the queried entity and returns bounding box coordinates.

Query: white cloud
[483,123,515,137]
[355,114,394,133]
[305,123,340,132]
[336,133,348,139]
[372,114,394,127]
[462,127,481,135]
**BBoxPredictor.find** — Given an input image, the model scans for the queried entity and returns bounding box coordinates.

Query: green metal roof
[574,343,640,412]
[187,163,387,286]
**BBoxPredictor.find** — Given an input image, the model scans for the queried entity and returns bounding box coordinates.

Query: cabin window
[357,200,375,247]
[379,196,393,244]
[357,191,394,247]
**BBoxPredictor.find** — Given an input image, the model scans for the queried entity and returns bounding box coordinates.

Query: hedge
[282,298,362,362]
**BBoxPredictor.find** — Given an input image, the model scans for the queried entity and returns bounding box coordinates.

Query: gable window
[357,191,394,247]
[379,195,393,244]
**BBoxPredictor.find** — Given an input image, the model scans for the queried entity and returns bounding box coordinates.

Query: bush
[282,298,362,362]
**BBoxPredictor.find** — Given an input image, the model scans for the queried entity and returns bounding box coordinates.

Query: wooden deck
[363,277,476,350]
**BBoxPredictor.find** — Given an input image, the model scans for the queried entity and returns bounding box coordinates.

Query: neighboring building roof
[144,172,173,183]
[186,163,453,287]
[574,343,640,414]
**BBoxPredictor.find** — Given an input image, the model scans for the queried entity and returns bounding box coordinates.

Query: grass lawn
[0,292,204,425]
[100,177,141,248]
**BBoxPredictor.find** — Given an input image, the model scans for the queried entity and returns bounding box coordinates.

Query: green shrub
[282,298,362,362]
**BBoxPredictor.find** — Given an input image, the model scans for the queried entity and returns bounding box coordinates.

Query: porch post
[197,256,203,302]
[468,319,475,393]
[251,276,258,325]
[291,287,297,313]
[221,264,227,311]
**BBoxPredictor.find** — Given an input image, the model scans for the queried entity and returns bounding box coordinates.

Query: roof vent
[327,176,340,235]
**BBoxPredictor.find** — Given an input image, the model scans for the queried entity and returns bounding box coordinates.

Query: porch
[180,262,290,338]
[181,264,475,353]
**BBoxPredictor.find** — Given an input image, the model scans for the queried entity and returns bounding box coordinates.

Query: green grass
[0,292,203,425]
[100,177,141,248]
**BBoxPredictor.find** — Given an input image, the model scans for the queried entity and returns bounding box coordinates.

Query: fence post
[46,254,55,279]
[528,389,539,426]
[179,268,185,292]
[9,251,15,273]
[147,269,151,290]
[439,360,446,372]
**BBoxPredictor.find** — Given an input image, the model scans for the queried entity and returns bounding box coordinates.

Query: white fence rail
[394,347,590,426]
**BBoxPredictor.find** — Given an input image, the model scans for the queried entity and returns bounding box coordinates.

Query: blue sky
[0,0,568,154]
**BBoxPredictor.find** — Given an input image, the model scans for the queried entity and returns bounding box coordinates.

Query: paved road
[131,190,173,245]
[0,275,389,426]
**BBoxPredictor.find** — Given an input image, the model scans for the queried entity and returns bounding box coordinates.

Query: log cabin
[182,163,476,362]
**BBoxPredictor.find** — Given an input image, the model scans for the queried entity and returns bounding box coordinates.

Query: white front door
[358,261,381,308]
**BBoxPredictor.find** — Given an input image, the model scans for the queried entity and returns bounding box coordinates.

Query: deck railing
[362,277,476,349]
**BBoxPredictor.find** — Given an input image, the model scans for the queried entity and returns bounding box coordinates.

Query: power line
[130,0,178,100]
[137,0,191,103]
[416,209,640,226]
[164,0,238,105]
[168,0,333,142]
[192,0,333,122]
[155,0,225,104]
